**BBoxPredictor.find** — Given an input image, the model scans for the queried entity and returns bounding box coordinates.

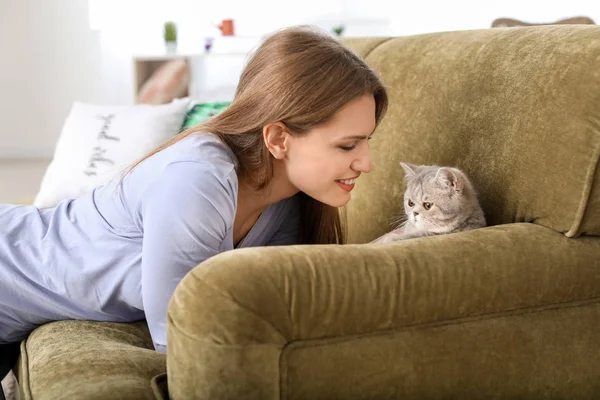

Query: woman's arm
[139,161,236,352]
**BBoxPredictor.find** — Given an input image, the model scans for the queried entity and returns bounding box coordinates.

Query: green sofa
[14,25,600,399]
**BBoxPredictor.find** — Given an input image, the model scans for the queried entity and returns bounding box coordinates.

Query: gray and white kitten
[372,162,486,243]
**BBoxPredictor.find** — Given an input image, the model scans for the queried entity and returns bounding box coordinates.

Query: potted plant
[332,25,345,36]
[164,21,177,52]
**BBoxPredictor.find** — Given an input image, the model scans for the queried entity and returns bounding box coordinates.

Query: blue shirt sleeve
[139,161,236,352]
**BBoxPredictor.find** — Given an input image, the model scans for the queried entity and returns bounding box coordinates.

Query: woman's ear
[263,122,290,159]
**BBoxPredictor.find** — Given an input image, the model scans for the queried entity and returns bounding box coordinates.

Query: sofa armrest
[166,223,600,399]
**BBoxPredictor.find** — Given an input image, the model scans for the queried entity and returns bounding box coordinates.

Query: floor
[0,159,50,204]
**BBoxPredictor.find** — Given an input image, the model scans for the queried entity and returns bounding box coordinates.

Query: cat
[372,162,486,243]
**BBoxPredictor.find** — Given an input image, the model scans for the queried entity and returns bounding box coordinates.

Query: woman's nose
[352,144,372,173]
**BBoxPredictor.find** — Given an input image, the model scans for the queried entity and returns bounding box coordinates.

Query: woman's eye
[339,145,356,151]
[408,199,414,207]
[339,137,372,151]
[423,202,432,210]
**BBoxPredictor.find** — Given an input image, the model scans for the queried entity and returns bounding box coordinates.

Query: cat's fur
[372,162,486,243]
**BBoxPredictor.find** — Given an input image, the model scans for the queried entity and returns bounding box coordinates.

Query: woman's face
[284,94,376,207]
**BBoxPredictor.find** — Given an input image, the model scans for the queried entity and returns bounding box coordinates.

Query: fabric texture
[180,101,231,131]
[33,98,190,209]
[166,223,600,399]
[343,26,600,242]
[19,321,164,400]
[1,133,299,351]
[1,370,18,400]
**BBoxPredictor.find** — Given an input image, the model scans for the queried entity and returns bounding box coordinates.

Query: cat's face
[400,163,466,232]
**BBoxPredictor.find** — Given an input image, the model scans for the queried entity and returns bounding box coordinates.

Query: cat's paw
[370,228,404,244]
[371,235,393,244]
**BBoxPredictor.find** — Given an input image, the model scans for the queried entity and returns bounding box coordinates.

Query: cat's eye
[408,199,414,207]
[423,202,432,210]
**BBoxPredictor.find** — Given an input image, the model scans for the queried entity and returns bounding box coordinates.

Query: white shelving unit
[133,54,192,100]
[132,36,262,102]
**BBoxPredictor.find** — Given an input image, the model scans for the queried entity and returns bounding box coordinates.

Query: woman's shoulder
[127,132,238,191]
[167,132,238,171]
[101,133,239,219]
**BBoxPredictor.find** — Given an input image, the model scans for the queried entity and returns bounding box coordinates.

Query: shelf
[133,35,263,61]
[132,36,262,103]
[133,52,249,61]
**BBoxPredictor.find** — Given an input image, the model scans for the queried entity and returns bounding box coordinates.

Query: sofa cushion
[165,222,600,399]
[342,26,600,242]
[18,320,164,400]
[180,101,231,131]
[33,98,190,209]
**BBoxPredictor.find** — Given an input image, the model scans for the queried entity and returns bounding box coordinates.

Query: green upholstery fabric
[167,223,600,399]
[18,321,165,400]
[337,37,390,59]
[18,26,600,400]
[344,26,600,242]
[282,303,600,400]
[581,169,600,235]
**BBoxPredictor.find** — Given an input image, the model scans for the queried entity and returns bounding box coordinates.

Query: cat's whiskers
[388,215,407,230]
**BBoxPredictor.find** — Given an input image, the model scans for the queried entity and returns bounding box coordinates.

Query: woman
[0,25,388,379]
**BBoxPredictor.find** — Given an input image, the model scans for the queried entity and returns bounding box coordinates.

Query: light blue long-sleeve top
[0,133,299,352]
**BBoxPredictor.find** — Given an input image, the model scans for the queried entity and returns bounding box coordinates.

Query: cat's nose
[413,212,419,217]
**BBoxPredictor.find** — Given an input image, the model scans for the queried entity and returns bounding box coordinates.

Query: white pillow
[34,97,190,209]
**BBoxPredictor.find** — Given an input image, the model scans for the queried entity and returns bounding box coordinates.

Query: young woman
[0,25,388,381]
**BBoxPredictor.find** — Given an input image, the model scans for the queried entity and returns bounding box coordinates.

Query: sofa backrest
[341,26,600,243]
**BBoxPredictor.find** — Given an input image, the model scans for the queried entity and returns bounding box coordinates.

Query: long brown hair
[121,25,388,244]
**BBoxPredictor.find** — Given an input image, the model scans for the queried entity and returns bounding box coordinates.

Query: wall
[0,0,598,159]
[90,0,600,106]
[381,0,597,37]
[0,0,102,159]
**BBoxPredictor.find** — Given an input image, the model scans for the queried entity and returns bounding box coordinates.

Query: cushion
[491,16,595,27]
[180,101,231,131]
[33,98,190,209]
[137,59,189,105]
[18,320,165,400]
[341,26,600,241]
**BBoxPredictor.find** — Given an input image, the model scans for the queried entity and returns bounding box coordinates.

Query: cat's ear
[435,167,463,192]
[399,162,417,179]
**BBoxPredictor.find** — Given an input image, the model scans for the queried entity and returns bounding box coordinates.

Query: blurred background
[0,0,598,202]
